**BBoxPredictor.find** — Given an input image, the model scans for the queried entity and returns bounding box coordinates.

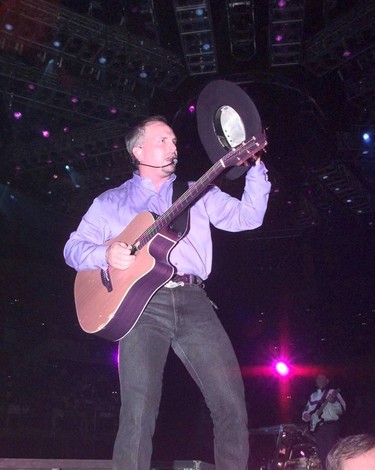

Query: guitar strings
[135,137,264,249]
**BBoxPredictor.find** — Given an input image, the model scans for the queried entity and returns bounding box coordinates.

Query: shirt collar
[132,171,176,192]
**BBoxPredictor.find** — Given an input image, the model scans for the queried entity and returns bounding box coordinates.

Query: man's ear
[133,145,143,161]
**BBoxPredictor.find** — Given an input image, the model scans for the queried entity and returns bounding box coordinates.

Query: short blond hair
[326,434,375,470]
[125,116,168,164]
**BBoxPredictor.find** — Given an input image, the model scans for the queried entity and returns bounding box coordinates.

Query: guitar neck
[136,160,222,249]
[135,134,266,250]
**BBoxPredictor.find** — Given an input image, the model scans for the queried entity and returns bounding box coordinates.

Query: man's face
[342,447,375,470]
[316,374,329,390]
[134,121,177,176]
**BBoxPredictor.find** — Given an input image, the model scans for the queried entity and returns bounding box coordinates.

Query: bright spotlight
[139,66,147,79]
[362,132,371,143]
[275,361,290,376]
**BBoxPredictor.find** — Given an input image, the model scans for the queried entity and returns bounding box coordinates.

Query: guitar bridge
[101,267,113,293]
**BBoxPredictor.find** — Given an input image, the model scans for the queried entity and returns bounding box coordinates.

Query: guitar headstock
[221,132,267,168]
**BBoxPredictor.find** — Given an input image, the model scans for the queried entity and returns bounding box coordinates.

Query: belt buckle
[164,279,184,288]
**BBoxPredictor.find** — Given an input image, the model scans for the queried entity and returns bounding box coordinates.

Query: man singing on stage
[64,81,271,469]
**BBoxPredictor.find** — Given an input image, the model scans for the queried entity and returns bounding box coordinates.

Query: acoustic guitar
[74,133,267,341]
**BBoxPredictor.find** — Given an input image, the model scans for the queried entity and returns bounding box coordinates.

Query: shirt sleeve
[63,197,112,271]
[334,392,346,414]
[302,396,314,421]
[202,161,271,231]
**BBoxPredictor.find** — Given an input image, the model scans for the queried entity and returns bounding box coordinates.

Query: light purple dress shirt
[64,162,271,280]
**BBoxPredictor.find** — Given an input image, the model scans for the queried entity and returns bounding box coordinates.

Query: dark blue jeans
[315,421,340,470]
[112,285,249,469]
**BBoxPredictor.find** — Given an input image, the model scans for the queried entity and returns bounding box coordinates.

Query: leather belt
[164,274,204,288]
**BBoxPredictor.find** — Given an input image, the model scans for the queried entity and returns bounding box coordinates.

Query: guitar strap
[170,179,190,239]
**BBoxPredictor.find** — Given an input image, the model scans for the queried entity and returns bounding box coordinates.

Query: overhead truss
[0,54,149,125]
[302,0,375,77]
[0,0,187,91]
[172,0,217,75]
[268,0,306,67]
[226,0,256,62]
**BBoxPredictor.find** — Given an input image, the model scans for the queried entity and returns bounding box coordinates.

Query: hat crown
[214,105,246,150]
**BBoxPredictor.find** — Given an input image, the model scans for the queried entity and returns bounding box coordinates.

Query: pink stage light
[71,97,79,104]
[188,104,196,113]
[42,130,50,138]
[275,361,290,376]
[13,111,22,120]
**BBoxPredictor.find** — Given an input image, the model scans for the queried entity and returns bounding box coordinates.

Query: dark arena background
[0,1,374,469]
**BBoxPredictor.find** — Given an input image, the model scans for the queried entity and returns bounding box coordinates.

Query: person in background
[302,373,346,470]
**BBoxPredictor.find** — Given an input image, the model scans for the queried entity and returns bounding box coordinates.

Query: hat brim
[196,80,262,180]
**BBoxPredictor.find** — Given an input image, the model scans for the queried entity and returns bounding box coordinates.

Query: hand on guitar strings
[105,242,136,270]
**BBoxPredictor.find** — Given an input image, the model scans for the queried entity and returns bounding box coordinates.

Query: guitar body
[74,211,178,341]
[310,412,324,433]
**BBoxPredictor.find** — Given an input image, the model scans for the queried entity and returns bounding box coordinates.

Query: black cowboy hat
[196,79,263,180]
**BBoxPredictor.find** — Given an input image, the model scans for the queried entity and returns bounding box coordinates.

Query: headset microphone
[138,158,178,169]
